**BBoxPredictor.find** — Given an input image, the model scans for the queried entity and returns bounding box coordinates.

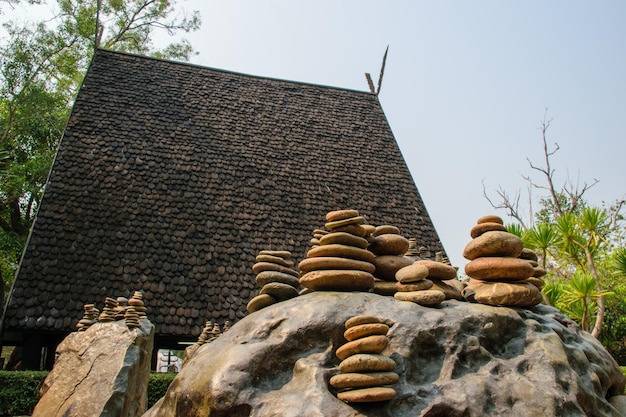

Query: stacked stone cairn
[196,321,214,345]
[368,225,414,296]
[330,315,398,403]
[98,297,118,322]
[393,263,445,306]
[76,304,100,331]
[461,215,542,307]
[412,259,463,301]
[247,250,300,313]
[129,291,147,319]
[299,210,376,292]
[124,307,141,328]
[115,297,129,320]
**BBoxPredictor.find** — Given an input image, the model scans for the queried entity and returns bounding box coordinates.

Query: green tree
[0,0,201,296]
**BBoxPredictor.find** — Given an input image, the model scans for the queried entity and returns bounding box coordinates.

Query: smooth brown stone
[523,277,545,288]
[362,224,376,235]
[255,254,294,268]
[339,353,396,373]
[519,247,539,261]
[299,270,374,291]
[330,224,367,237]
[336,335,388,360]
[396,279,433,292]
[330,372,399,389]
[464,257,535,281]
[252,262,299,277]
[298,257,375,274]
[371,281,398,296]
[310,238,320,246]
[344,323,389,341]
[345,315,381,329]
[246,294,277,313]
[470,222,507,239]
[258,250,292,259]
[372,225,401,236]
[306,244,375,262]
[463,231,524,260]
[414,260,457,279]
[527,260,539,267]
[368,234,410,256]
[466,280,541,307]
[326,209,360,222]
[533,267,547,278]
[394,289,445,306]
[319,232,369,249]
[325,216,366,230]
[337,387,396,403]
[396,263,429,283]
[371,255,413,281]
[313,229,329,236]
[260,282,299,301]
[477,214,504,225]
[431,280,464,300]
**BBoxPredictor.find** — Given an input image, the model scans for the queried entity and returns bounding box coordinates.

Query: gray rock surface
[33,319,154,417]
[144,292,624,417]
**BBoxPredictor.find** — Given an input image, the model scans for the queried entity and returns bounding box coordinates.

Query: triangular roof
[3,49,445,343]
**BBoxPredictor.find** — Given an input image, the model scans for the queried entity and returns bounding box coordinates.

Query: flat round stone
[396,263,429,283]
[470,222,507,239]
[246,294,277,313]
[339,353,396,373]
[344,323,389,341]
[336,335,388,360]
[260,282,299,301]
[310,238,320,246]
[319,232,369,248]
[463,231,524,260]
[331,224,367,237]
[394,289,445,306]
[345,315,381,329]
[431,280,464,300]
[298,257,375,274]
[464,257,535,281]
[396,279,433,292]
[533,267,547,278]
[330,372,399,389]
[372,225,401,236]
[477,214,504,225]
[371,280,398,296]
[306,244,375,262]
[466,280,541,307]
[325,216,366,230]
[523,276,545,288]
[299,270,374,291]
[255,254,294,268]
[258,250,292,259]
[371,255,413,281]
[255,271,300,288]
[368,234,410,256]
[252,262,300,277]
[326,209,360,222]
[414,260,458,279]
[362,224,376,235]
[337,387,396,403]
[519,247,538,261]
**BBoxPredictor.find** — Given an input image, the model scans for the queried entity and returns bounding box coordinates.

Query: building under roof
[1,49,446,369]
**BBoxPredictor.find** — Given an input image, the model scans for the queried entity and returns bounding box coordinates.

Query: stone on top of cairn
[330,315,398,403]
[247,250,300,313]
[299,210,375,292]
[98,297,118,322]
[462,215,542,307]
[76,303,99,331]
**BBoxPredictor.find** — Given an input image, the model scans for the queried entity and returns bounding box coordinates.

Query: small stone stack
[310,229,328,248]
[76,304,99,331]
[129,291,147,319]
[331,315,398,403]
[124,307,141,328]
[393,263,445,306]
[196,321,213,345]
[299,210,375,292]
[462,215,542,307]
[115,297,129,320]
[369,225,413,296]
[247,250,300,313]
[519,248,547,292]
[412,259,462,300]
[98,297,118,322]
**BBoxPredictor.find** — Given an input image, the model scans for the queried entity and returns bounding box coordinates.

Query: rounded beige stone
[463,230,524,260]
[394,289,445,306]
[336,335,389,360]
[368,234,410,256]
[319,232,369,249]
[470,222,507,239]
[255,254,294,268]
[464,257,535,281]
[414,259,458,279]
[372,225,401,236]
[470,280,541,307]
[339,353,396,373]
[326,209,360,222]
[299,270,374,291]
[396,279,434,292]
[258,250,292,259]
[325,216,366,230]
[255,271,300,288]
[337,387,396,403]
[371,255,413,281]
[396,263,429,283]
[345,315,381,329]
[344,323,389,341]
[371,280,398,296]
[519,247,539,261]
[310,238,320,246]
[252,262,300,277]
[246,294,277,313]
[477,214,504,225]
[307,244,375,262]
[298,257,375,274]
[260,282,299,301]
[330,372,399,389]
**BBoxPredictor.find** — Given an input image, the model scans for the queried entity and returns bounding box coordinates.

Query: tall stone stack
[76,304,99,331]
[299,210,376,292]
[369,225,414,296]
[129,291,147,319]
[330,315,398,403]
[115,297,129,320]
[98,297,118,322]
[394,263,445,306]
[462,215,542,307]
[247,250,300,313]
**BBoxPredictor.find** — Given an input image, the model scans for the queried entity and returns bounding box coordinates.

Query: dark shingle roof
[3,49,446,339]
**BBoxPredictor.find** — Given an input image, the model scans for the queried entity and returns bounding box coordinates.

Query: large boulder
[33,319,154,417]
[144,292,624,417]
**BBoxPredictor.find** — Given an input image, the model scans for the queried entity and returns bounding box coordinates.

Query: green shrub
[0,370,176,416]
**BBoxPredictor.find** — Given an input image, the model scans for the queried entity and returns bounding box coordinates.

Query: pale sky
[10,1,626,269]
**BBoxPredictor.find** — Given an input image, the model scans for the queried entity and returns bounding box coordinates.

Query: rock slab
[143,292,624,417]
[33,319,154,417]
